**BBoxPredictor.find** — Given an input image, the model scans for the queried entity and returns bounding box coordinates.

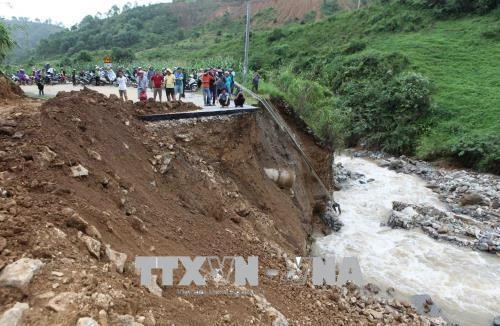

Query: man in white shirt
[116,70,128,101]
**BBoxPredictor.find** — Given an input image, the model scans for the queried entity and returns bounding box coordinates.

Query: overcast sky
[0,0,172,27]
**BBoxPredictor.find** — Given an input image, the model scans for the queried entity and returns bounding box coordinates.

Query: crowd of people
[11,64,263,109]
[117,66,254,108]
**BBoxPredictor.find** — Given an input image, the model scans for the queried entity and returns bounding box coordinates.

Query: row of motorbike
[11,69,200,91]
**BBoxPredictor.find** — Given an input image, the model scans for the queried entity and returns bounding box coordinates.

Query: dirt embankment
[0,74,23,100]
[0,88,430,325]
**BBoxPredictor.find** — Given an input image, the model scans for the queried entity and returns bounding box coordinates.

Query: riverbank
[317,151,500,325]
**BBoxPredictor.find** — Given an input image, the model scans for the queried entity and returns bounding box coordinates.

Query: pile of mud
[0,89,439,325]
[0,75,23,100]
[135,99,200,114]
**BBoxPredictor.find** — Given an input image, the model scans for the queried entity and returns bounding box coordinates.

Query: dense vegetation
[0,21,14,65]
[2,18,63,64]
[179,0,499,172]
[12,0,500,173]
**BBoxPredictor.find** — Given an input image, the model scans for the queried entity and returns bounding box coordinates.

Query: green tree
[0,21,14,63]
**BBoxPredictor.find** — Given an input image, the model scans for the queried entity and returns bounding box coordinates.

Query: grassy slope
[370,16,500,158]
[172,3,499,170]
[19,2,500,171]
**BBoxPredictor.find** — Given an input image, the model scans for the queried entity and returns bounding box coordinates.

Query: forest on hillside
[2,18,63,63]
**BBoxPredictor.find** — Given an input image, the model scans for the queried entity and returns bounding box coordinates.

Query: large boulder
[0,302,29,326]
[0,258,43,289]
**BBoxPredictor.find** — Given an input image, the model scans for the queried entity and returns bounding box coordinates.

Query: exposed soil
[0,88,434,325]
[134,99,201,115]
[0,74,23,101]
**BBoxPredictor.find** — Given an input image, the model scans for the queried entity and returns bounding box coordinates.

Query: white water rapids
[313,155,500,325]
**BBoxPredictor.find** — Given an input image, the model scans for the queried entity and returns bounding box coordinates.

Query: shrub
[111,47,135,63]
[75,50,92,62]
[343,41,366,54]
[267,28,285,42]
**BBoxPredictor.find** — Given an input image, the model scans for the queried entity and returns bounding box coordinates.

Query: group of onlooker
[116,66,249,109]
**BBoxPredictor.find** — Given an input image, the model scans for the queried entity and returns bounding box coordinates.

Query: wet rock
[104,245,127,273]
[460,193,486,206]
[76,317,99,326]
[410,294,444,318]
[493,316,500,326]
[71,164,89,177]
[388,159,404,170]
[364,283,380,294]
[0,258,43,289]
[46,292,78,312]
[0,302,29,326]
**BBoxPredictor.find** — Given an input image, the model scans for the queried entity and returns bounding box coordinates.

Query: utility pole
[243,0,251,82]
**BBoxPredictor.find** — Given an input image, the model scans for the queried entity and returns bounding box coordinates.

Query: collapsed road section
[0,83,443,325]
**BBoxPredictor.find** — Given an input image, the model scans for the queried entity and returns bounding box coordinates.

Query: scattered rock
[91,292,113,310]
[76,317,100,326]
[104,245,127,273]
[12,131,24,139]
[459,193,485,206]
[222,314,231,322]
[51,271,64,277]
[85,224,102,240]
[0,258,43,289]
[159,153,174,174]
[144,275,162,297]
[46,292,78,312]
[0,302,29,326]
[38,146,57,164]
[87,149,102,161]
[71,164,89,177]
[0,236,6,252]
[66,213,88,231]
[98,310,108,326]
[35,291,55,299]
[174,133,193,142]
[364,283,380,294]
[130,216,147,233]
[78,232,101,258]
[366,309,383,320]
[143,311,156,326]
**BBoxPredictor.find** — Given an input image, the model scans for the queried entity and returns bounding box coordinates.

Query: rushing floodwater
[314,155,500,326]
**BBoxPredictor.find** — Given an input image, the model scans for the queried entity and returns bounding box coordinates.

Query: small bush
[75,50,92,62]
[343,41,366,54]
[481,27,500,40]
[267,28,285,42]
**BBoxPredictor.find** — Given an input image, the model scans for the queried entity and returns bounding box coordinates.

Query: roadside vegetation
[9,0,500,173]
